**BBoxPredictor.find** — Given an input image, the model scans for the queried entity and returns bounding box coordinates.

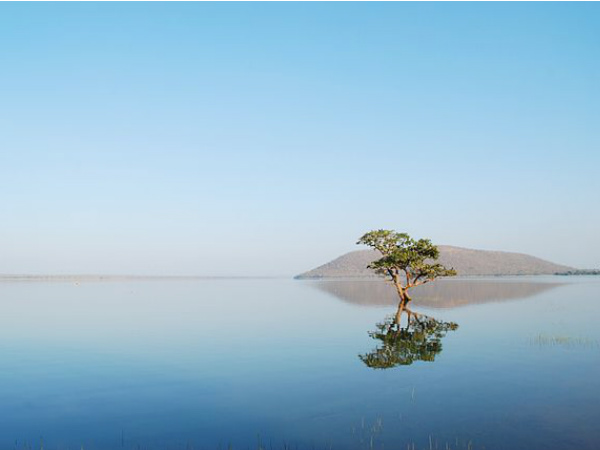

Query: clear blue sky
[1,3,599,276]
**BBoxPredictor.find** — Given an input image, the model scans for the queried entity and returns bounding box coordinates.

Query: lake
[1,276,599,450]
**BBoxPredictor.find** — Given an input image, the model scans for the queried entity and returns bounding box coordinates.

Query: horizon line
[0,274,291,281]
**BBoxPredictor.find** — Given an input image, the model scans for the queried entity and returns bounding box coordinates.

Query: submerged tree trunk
[393,283,412,326]
[394,299,405,325]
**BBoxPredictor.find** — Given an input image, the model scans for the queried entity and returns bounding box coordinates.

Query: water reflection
[360,306,458,369]
[1,279,599,450]
[313,279,564,308]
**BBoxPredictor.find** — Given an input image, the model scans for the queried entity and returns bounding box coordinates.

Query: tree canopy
[357,230,457,305]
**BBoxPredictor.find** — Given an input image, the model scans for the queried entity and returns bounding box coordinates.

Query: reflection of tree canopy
[360,309,458,369]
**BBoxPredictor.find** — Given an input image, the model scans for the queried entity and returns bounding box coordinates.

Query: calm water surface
[1,277,599,450]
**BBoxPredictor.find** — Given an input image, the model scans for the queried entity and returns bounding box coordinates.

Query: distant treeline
[555,269,600,276]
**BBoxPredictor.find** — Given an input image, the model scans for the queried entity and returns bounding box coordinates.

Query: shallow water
[1,277,599,450]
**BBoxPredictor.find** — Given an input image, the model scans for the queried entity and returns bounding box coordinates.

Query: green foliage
[357,231,459,369]
[357,229,457,289]
[360,314,459,369]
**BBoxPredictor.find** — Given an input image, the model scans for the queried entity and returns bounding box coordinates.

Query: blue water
[1,277,599,450]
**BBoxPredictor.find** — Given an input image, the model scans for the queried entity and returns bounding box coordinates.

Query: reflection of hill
[312,279,565,309]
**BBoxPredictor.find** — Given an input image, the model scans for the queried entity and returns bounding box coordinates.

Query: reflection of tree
[360,305,458,369]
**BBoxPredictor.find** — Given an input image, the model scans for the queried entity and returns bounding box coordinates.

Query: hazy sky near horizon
[1,3,599,276]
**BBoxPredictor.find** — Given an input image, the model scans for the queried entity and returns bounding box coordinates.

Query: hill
[295,246,574,278]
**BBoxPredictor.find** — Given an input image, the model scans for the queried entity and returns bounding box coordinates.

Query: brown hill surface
[295,246,573,278]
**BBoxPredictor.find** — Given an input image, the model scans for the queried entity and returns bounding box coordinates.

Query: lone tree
[357,230,457,312]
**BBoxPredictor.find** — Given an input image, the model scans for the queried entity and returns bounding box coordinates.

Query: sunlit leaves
[357,229,456,288]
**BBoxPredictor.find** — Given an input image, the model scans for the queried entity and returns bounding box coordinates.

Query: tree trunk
[394,283,412,326]
[394,299,405,325]
[394,283,411,305]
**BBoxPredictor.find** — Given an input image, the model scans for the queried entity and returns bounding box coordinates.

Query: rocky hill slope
[295,246,573,278]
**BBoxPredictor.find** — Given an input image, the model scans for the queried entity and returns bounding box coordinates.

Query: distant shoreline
[0,275,287,282]
[294,273,600,280]
[0,273,596,283]
[554,270,600,276]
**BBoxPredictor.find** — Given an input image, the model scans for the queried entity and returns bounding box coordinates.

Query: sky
[1,3,599,276]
